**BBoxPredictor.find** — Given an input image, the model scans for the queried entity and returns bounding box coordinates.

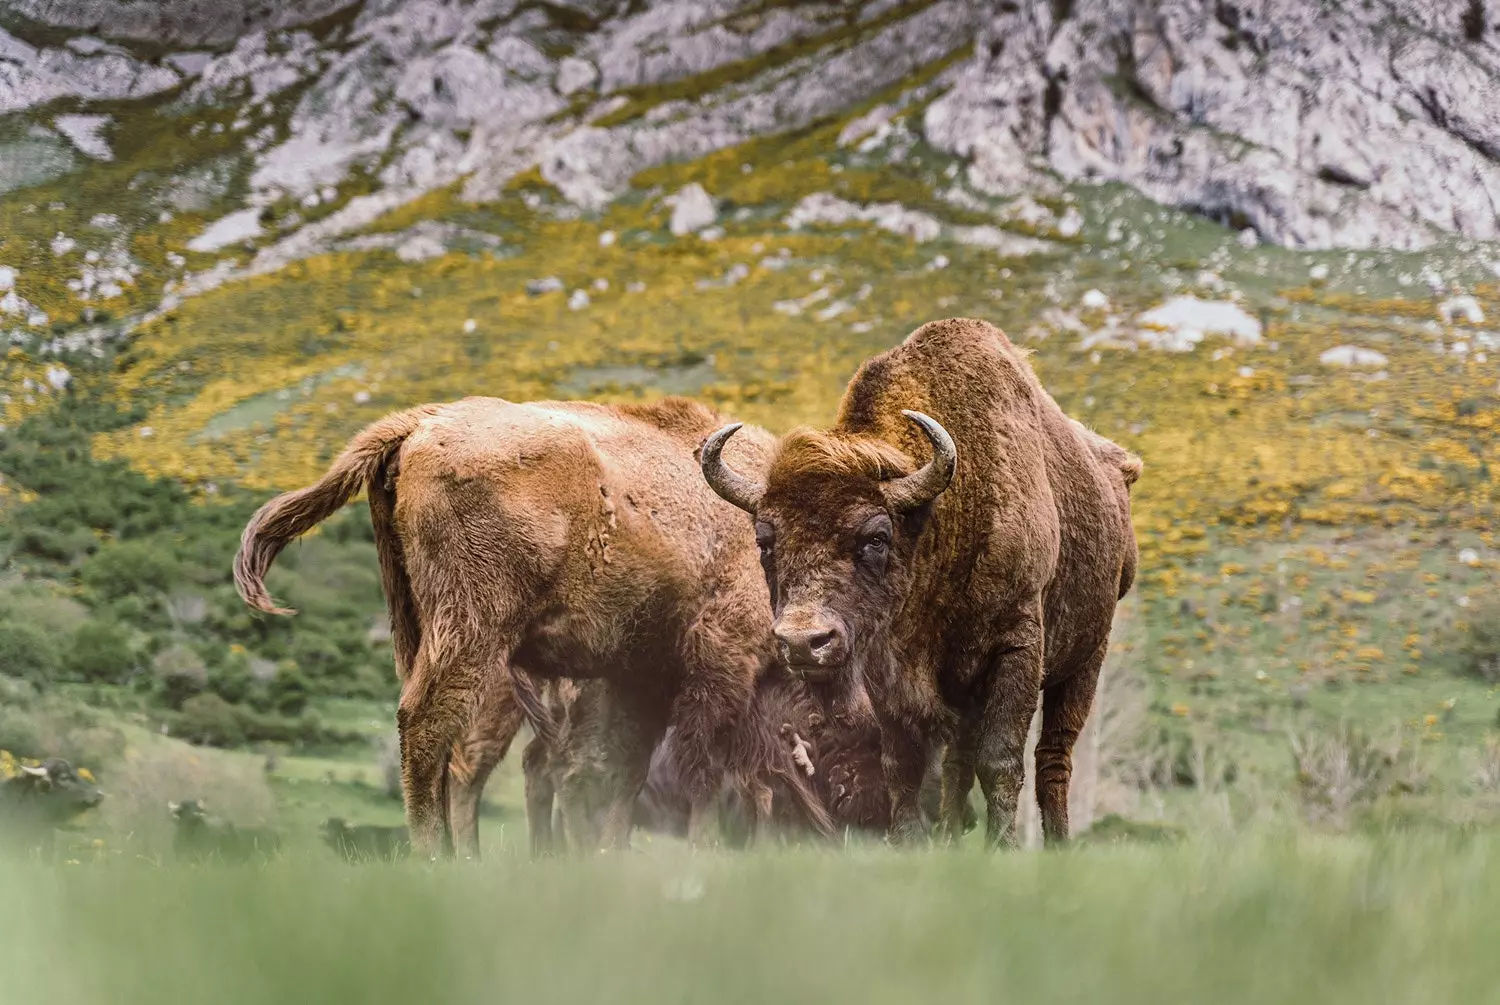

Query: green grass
[6,834,1500,1004]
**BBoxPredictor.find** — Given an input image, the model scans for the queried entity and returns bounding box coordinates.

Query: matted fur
[234,395,777,857]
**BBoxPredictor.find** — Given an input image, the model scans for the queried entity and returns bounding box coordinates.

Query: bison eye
[754,522,775,555]
[855,533,889,566]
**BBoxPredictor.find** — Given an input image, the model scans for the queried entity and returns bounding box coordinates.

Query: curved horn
[699,423,764,513]
[881,410,957,513]
[20,764,48,778]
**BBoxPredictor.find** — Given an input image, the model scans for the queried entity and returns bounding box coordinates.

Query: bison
[234,396,777,858]
[321,817,411,862]
[0,757,103,858]
[632,667,892,843]
[170,800,282,862]
[699,318,1140,846]
[454,667,892,854]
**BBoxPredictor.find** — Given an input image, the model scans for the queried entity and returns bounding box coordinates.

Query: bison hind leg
[399,639,504,860]
[448,675,526,862]
[1035,647,1105,846]
[974,639,1044,850]
[522,732,557,857]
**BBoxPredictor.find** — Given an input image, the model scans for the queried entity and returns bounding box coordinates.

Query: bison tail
[234,405,438,615]
[1119,452,1143,488]
[506,668,560,750]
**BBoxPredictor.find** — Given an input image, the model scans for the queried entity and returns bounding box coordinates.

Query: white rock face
[554,57,598,96]
[53,114,114,160]
[948,225,1053,256]
[0,291,30,317]
[924,0,1500,250]
[166,52,213,77]
[6,0,358,47]
[534,0,978,208]
[668,184,717,236]
[187,209,264,253]
[395,233,446,263]
[1440,296,1486,325]
[787,193,941,243]
[185,31,324,104]
[0,267,14,292]
[0,28,180,114]
[1136,296,1263,351]
[1320,345,1390,368]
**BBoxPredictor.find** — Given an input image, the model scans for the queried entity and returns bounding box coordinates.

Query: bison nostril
[807,631,836,651]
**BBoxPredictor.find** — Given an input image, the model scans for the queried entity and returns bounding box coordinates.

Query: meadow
[7,833,1500,1005]
[4,19,1500,1001]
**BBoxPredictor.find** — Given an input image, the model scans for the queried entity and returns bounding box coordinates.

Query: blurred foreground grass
[5,834,1500,1005]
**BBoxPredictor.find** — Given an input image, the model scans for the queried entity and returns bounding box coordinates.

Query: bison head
[5,758,104,824]
[700,411,955,689]
[169,799,208,825]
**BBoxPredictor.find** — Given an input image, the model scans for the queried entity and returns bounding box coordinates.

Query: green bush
[64,621,137,683]
[11,524,100,563]
[174,693,247,747]
[152,644,208,710]
[81,541,180,602]
[268,668,311,717]
[207,660,255,706]
[1459,597,1500,682]
[0,618,63,683]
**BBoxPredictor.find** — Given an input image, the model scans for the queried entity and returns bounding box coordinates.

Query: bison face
[701,412,956,690]
[751,498,903,682]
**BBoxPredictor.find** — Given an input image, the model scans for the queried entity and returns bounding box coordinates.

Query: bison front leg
[939,727,978,843]
[974,635,1044,849]
[1036,646,1104,846]
[877,717,930,845]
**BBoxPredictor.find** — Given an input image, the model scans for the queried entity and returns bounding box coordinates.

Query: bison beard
[701,318,1141,847]
[234,396,777,858]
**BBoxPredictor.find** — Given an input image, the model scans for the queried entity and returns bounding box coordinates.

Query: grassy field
[6,833,1500,1005]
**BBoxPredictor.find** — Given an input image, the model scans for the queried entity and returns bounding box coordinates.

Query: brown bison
[633,667,892,842]
[235,397,776,858]
[699,318,1140,846]
[462,668,892,853]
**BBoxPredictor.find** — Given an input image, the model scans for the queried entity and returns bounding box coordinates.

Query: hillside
[2,0,1500,844]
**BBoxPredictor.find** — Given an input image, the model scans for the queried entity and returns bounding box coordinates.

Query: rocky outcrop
[924,0,1500,250]
[4,0,360,48]
[0,27,180,113]
[5,0,1500,276]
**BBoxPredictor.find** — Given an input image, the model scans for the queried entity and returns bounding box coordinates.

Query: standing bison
[235,396,776,858]
[700,318,1140,846]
